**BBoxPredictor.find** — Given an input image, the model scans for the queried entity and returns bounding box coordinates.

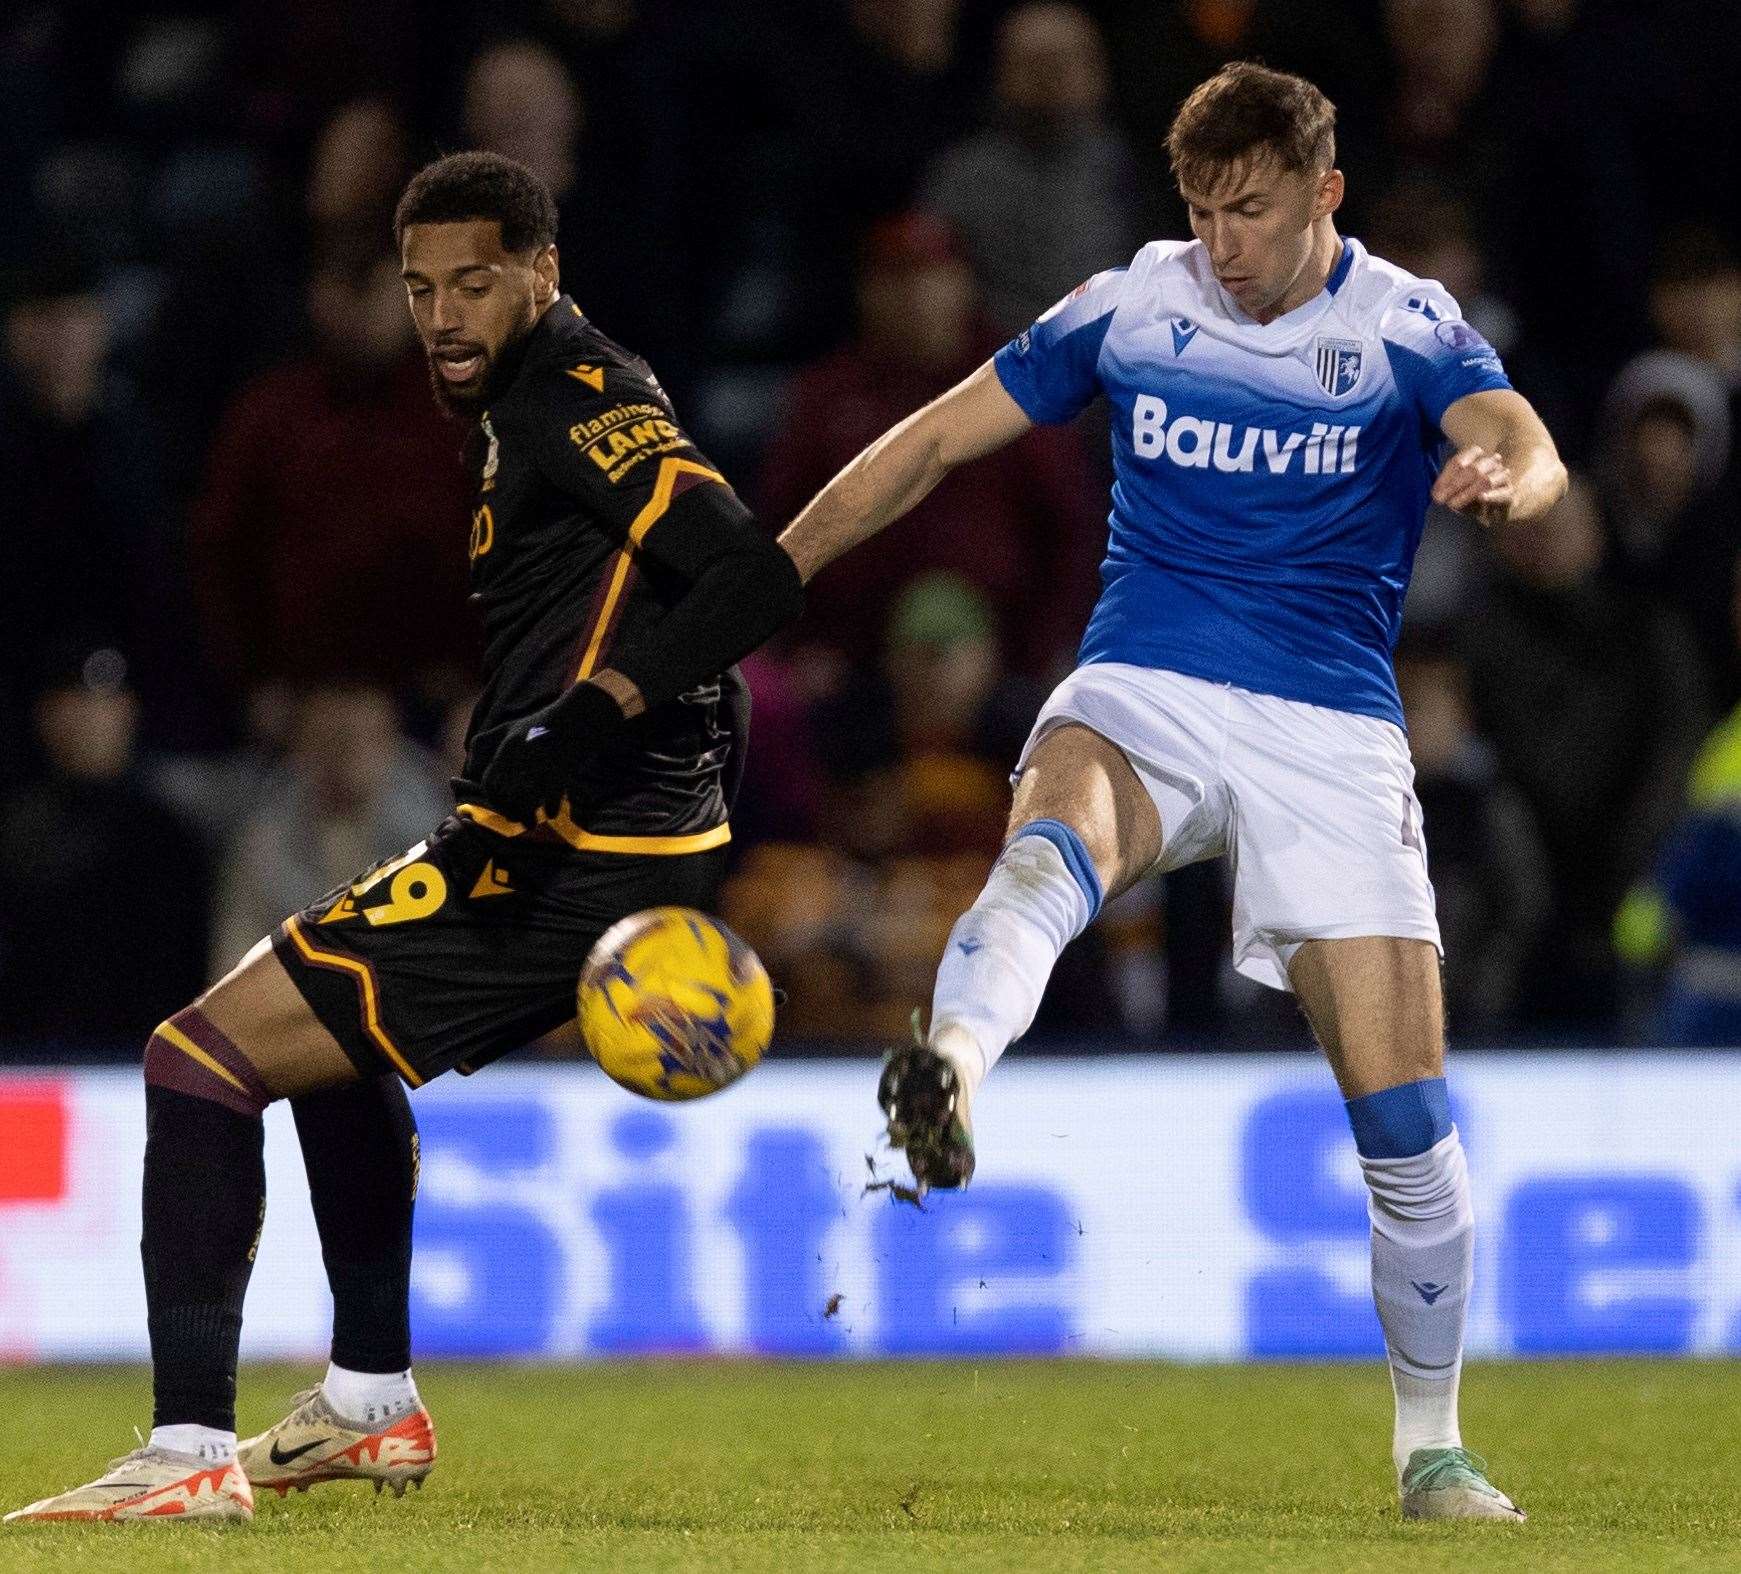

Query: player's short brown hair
[1166,63,1336,194]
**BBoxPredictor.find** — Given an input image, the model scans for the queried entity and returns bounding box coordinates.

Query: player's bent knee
[1011,725,1160,896]
[144,1007,272,1118]
[1008,819,1104,923]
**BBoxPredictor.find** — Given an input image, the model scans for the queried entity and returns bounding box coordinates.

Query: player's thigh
[1288,935,1444,1098]
[196,936,363,1101]
[1009,722,1164,900]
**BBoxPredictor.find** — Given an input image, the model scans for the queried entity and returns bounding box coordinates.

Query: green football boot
[1400,1447,1525,1521]
[877,1014,975,1193]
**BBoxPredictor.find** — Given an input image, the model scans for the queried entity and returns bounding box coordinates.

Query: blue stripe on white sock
[1014,818,1103,922]
[1344,1077,1452,1159]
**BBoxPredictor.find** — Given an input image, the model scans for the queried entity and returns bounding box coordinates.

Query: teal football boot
[1400,1447,1525,1521]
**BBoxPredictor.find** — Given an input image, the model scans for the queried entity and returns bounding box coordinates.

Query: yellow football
[577,907,773,1101]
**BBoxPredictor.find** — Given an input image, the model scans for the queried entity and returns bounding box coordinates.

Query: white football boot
[239,1386,435,1498]
[4,1444,253,1523]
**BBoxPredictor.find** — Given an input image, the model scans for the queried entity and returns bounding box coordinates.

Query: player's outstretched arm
[777,361,1033,583]
[1434,388,1568,527]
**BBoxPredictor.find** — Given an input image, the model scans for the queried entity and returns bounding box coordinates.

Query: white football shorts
[1013,662,1441,993]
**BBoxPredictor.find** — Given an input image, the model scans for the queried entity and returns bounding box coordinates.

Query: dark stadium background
[1,0,1738,1062]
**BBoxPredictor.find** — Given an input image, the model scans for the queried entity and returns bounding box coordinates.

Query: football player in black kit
[6,152,805,1524]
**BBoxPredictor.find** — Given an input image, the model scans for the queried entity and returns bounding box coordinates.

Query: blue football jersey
[993,237,1512,726]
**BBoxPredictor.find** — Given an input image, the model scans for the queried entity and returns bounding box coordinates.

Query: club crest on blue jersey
[1313,337,1363,398]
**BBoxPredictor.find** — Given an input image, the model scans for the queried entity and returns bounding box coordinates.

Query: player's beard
[425,321,535,418]
[426,346,494,418]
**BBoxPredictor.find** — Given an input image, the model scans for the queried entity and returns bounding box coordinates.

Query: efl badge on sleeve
[481,412,500,490]
[1314,337,1363,398]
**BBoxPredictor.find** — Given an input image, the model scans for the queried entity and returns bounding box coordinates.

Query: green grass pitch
[2,1360,1739,1571]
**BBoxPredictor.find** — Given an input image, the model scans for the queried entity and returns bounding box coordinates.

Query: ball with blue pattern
[578,908,773,1101]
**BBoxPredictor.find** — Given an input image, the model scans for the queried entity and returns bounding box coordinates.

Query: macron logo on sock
[1410,1280,1449,1306]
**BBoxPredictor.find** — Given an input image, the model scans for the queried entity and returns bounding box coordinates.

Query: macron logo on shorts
[1131,393,1360,477]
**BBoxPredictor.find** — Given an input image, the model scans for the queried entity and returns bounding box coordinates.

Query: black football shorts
[272,811,729,1085]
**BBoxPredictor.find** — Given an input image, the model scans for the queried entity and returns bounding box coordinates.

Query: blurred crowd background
[3,0,1739,1060]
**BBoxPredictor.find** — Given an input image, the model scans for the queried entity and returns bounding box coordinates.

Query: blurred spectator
[0,647,209,1048]
[460,4,695,375]
[0,252,207,766]
[1614,562,1741,1045]
[305,95,411,253]
[722,842,888,1040]
[120,16,303,500]
[1380,0,1499,172]
[188,244,477,716]
[1397,636,1550,1035]
[729,648,830,851]
[461,40,629,343]
[650,0,970,378]
[209,682,449,978]
[880,575,1026,857]
[1648,227,1741,424]
[1462,472,1710,1028]
[463,41,581,217]
[1596,349,1740,703]
[143,690,288,857]
[1369,177,1579,629]
[813,573,1038,862]
[920,3,1138,336]
[805,0,973,246]
[761,212,1105,679]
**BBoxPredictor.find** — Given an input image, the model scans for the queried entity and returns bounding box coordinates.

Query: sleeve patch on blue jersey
[1434,320,1486,352]
[995,270,1124,426]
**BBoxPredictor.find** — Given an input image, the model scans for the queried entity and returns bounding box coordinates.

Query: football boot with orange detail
[239,1387,435,1498]
[4,1445,254,1523]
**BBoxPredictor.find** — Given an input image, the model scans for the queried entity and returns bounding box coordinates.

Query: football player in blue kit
[779,63,1565,1521]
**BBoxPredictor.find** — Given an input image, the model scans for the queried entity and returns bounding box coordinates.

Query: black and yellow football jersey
[271,298,774,1084]
[455,294,747,852]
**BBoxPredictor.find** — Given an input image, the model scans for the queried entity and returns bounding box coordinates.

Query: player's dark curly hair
[1167,63,1336,194]
[394,150,558,252]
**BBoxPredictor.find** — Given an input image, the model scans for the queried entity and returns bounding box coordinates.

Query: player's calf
[5,1005,282,1525]
[890,816,1105,1191]
[1341,1075,1525,1520]
[142,1005,277,1462]
[927,819,1105,1096]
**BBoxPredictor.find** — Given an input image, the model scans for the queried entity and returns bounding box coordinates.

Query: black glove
[480,682,628,825]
